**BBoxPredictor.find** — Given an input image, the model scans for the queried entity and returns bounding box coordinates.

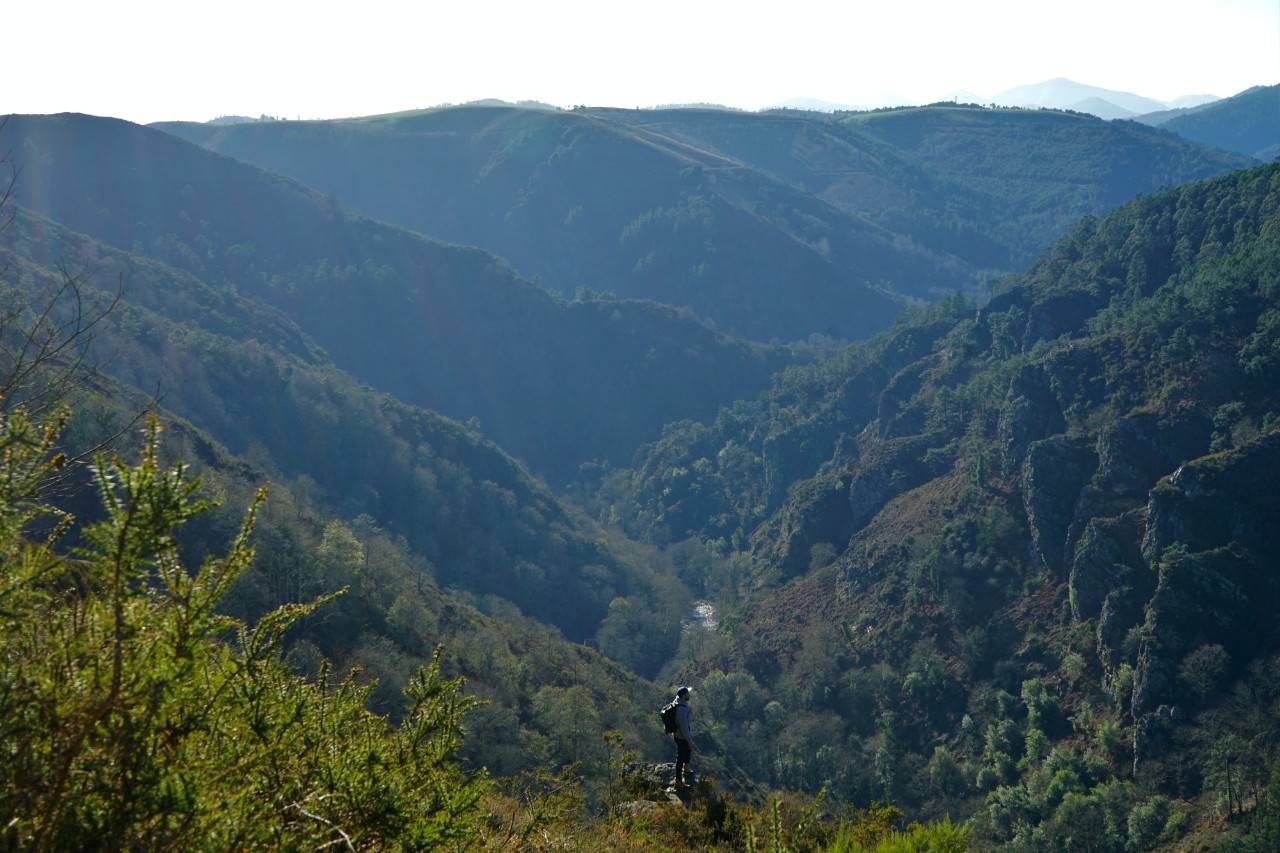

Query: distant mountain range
[994,77,1171,115]
[769,97,873,113]
[768,79,1233,122]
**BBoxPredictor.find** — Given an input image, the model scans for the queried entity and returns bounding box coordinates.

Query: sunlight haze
[5,0,1278,123]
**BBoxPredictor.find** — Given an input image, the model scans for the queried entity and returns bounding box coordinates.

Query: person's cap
[676,685,691,696]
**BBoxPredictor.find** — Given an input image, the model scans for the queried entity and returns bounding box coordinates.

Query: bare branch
[286,802,356,852]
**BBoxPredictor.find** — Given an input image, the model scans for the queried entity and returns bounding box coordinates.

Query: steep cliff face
[1131,434,1280,729]
[998,365,1065,475]
[1020,434,1097,575]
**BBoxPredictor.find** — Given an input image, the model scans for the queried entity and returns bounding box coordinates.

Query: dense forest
[1,92,1278,851]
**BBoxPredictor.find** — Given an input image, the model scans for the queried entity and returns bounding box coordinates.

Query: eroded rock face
[1069,509,1147,622]
[1131,547,1254,717]
[1021,435,1097,575]
[998,365,1064,475]
[1039,344,1107,414]
[877,359,931,439]
[761,373,880,513]
[1095,411,1212,498]
[1129,432,1280,768]
[1096,584,1147,678]
[1022,289,1105,349]
[1141,431,1280,563]
[1095,415,1170,496]
[762,417,847,515]
[1133,705,1179,778]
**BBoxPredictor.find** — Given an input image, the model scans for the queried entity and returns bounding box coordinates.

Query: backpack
[660,701,680,735]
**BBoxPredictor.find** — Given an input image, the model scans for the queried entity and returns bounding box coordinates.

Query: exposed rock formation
[998,365,1065,475]
[1021,434,1097,574]
[1069,509,1147,622]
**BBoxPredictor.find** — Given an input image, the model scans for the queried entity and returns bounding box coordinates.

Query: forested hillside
[584,163,1280,848]
[840,105,1253,265]
[0,113,787,482]
[153,103,1248,343]
[0,192,732,800]
[1152,84,1280,160]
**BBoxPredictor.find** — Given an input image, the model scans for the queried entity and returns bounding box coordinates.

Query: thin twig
[287,802,356,852]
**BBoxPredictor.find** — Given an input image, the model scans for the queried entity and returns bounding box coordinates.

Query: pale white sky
[4,0,1278,124]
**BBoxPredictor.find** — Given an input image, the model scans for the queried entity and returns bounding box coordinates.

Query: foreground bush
[0,409,486,849]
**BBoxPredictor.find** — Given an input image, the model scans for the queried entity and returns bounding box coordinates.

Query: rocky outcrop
[1096,584,1147,679]
[761,370,880,513]
[1095,415,1169,496]
[1095,411,1211,498]
[1069,509,1147,621]
[617,762,709,813]
[762,416,848,514]
[877,359,931,439]
[1021,435,1096,575]
[1142,432,1280,563]
[1129,433,1280,770]
[1021,288,1105,349]
[1131,546,1255,717]
[1040,342,1107,412]
[998,365,1065,475]
[1133,705,1180,778]
[874,318,955,377]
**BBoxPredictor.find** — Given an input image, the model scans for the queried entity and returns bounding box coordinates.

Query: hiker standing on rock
[671,686,695,788]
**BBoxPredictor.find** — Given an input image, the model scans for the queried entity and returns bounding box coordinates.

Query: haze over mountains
[1,113,792,483]
[3,67,1280,849]
[768,78,1236,122]
[154,101,1246,344]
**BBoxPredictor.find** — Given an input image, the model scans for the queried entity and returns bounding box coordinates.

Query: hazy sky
[5,0,1278,123]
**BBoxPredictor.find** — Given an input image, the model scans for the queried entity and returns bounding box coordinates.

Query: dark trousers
[674,737,691,784]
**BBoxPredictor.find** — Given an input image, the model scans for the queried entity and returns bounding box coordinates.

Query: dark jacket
[674,696,692,742]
